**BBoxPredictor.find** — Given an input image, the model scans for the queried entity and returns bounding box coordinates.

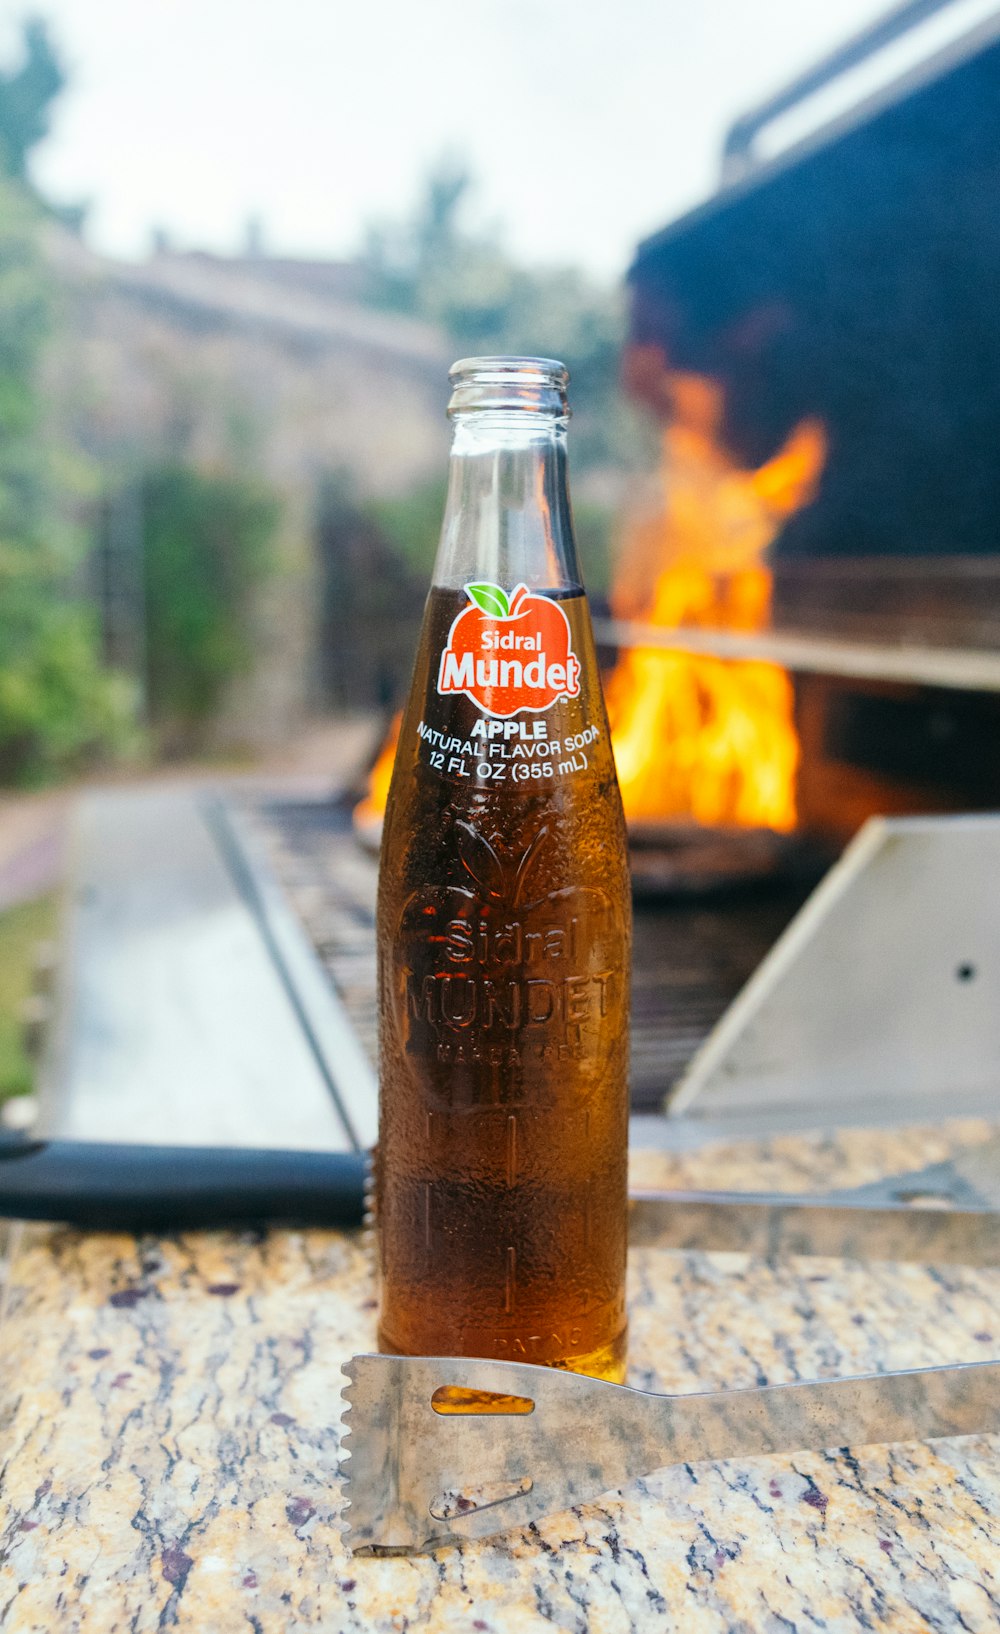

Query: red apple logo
[438,582,581,718]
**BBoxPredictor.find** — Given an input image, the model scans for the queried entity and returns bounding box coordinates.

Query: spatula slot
[429,1477,534,1521]
[431,1385,535,1415]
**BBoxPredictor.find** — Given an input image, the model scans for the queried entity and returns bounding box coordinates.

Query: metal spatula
[340,1351,1000,1553]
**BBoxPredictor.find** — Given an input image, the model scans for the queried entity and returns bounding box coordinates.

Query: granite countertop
[1,1118,999,1632]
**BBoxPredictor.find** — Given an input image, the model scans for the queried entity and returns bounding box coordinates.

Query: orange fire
[354,711,401,838]
[354,367,826,838]
[605,367,826,831]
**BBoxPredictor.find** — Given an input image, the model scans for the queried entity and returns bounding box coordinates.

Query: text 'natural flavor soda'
[376,357,631,1382]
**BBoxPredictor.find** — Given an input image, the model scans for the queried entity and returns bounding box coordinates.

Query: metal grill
[256,799,810,1113]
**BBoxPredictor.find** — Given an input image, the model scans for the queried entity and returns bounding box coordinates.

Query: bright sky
[1,0,985,277]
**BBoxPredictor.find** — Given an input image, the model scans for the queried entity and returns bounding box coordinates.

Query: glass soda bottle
[376,356,631,1382]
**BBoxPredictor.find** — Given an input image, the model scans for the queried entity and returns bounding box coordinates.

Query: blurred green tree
[358,161,651,595]
[366,476,449,582]
[0,162,130,783]
[360,159,624,429]
[0,17,63,184]
[141,464,279,740]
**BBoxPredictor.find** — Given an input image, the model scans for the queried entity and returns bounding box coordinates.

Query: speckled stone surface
[1,1120,999,1632]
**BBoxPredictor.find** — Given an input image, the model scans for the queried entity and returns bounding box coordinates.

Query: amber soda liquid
[376,359,631,1381]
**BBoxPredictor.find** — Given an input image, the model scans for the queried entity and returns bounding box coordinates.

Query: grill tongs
[629,1132,1000,1264]
[341,1135,1000,1553]
[341,1351,1000,1553]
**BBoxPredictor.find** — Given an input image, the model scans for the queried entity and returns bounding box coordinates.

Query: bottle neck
[432,412,582,593]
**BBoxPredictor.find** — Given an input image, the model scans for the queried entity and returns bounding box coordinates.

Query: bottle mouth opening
[448,356,570,418]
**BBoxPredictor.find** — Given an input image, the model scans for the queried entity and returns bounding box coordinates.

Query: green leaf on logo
[465,582,509,618]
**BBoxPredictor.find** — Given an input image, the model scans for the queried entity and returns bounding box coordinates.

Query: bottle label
[437,582,581,718]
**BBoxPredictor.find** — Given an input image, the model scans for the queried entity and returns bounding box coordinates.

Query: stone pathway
[0,713,382,918]
[0,793,67,914]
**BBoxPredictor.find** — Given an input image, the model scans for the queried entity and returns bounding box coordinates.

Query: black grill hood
[627,13,1000,559]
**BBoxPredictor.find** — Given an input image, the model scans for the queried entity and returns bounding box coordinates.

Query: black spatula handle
[0,1140,369,1230]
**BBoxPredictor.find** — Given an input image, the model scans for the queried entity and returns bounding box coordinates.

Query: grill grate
[255,800,810,1113]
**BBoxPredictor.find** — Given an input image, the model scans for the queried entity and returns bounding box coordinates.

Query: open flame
[353,362,826,840]
[605,364,827,831]
[353,711,401,838]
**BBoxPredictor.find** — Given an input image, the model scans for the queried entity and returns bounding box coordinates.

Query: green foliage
[316,470,426,708]
[368,474,613,600]
[362,160,619,354]
[358,161,630,473]
[0,178,54,514]
[0,894,55,1100]
[0,588,134,782]
[366,477,448,581]
[357,163,646,611]
[141,464,280,732]
[571,498,614,601]
[0,174,131,784]
[0,19,64,183]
